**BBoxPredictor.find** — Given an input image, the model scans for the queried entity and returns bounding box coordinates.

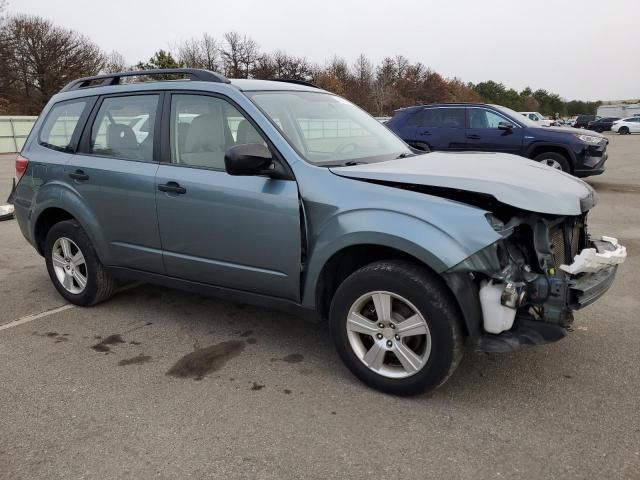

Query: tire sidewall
[329,263,461,395]
[45,220,101,306]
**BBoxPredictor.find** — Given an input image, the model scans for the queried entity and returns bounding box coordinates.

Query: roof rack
[271,78,319,89]
[61,68,230,92]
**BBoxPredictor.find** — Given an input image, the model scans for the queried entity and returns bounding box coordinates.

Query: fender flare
[30,181,110,263]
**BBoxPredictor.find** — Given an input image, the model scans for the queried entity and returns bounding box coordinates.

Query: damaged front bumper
[448,232,627,353]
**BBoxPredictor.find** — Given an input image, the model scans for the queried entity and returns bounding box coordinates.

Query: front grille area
[549,216,586,267]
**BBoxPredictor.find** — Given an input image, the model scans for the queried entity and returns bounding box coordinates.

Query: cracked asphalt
[1,135,639,479]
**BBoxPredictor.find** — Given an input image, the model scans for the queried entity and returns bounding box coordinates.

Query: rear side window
[39,100,88,152]
[420,108,465,128]
[90,95,159,161]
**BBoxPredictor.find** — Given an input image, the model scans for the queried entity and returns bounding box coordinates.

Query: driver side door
[155,93,301,300]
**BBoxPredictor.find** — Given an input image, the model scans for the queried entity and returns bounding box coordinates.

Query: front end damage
[446,212,626,352]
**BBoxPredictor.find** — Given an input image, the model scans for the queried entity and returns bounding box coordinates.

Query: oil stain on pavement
[118,355,153,366]
[166,340,245,381]
[91,334,125,353]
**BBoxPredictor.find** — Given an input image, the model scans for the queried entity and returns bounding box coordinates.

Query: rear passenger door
[154,93,301,300]
[415,107,467,151]
[69,93,164,273]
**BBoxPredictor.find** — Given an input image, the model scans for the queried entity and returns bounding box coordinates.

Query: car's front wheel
[619,126,630,135]
[329,260,464,396]
[45,220,116,306]
[534,152,570,172]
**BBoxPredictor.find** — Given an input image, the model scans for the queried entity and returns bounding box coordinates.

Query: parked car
[574,115,599,129]
[386,103,609,176]
[587,117,620,133]
[519,111,553,127]
[610,116,640,134]
[13,69,626,396]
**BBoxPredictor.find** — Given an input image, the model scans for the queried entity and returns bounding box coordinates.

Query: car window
[420,108,465,128]
[170,94,265,170]
[90,95,159,161]
[248,91,411,165]
[468,108,507,129]
[38,100,88,152]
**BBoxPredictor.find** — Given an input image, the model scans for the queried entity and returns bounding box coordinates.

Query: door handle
[466,134,481,140]
[419,130,431,136]
[158,182,186,195]
[69,170,89,181]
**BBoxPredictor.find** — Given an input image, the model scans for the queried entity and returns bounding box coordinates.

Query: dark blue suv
[386,103,608,177]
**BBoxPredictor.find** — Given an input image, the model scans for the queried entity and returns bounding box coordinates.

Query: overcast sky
[10,0,640,101]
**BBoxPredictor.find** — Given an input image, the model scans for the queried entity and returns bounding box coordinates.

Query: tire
[329,260,464,396]
[534,152,570,173]
[45,220,116,306]
[595,127,603,133]
[619,126,630,135]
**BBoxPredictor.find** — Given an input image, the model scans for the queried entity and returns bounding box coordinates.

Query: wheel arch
[31,185,109,263]
[526,142,576,170]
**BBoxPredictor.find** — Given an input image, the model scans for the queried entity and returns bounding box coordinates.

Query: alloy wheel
[51,237,88,294]
[541,158,563,170]
[346,291,431,379]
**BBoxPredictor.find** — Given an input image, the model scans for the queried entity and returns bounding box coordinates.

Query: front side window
[170,94,265,170]
[90,95,159,161]
[39,100,88,151]
[247,91,411,165]
[468,108,507,129]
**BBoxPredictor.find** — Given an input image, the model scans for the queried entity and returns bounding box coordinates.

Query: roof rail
[271,78,319,89]
[61,68,230,92]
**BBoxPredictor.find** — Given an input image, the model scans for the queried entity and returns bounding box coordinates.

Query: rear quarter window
[38,100,88,152]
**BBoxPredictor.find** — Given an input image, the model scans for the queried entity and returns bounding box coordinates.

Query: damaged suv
[13,69,626,395]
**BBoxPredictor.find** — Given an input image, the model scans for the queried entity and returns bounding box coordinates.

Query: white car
[519,111,554,127]
[610,116,640,135]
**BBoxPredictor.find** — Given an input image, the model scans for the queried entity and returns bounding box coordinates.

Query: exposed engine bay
[442,209,626,358]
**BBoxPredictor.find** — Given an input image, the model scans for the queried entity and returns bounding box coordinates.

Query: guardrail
[0,116,38,153]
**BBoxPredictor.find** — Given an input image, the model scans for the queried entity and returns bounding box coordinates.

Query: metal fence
[0,116,38,153]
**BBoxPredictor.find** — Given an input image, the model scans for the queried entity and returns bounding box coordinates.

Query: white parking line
[0,304,75,332]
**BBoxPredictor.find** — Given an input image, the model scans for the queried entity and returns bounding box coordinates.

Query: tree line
[0,13,601,117]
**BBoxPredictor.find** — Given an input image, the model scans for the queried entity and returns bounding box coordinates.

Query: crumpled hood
[330,152,596,215]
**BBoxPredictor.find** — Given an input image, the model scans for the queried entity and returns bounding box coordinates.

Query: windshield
[246,91,412,165]
[493,105,539,127]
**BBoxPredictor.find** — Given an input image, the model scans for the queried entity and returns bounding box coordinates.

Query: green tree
[136,49,182,70]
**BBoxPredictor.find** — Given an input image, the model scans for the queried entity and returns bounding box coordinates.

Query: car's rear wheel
[534,152,570,172]
[45,220,116,306]
[619,126,630,135]
[329,260,464,396]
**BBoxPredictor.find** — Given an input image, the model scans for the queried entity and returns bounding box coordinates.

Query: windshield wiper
[322,161,366,167]
[395,152,416,159]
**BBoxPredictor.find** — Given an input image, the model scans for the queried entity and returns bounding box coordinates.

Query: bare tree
[219,31,260,78]
[176,33,220,71]
[102,50,128,73]
[0,15,104,114]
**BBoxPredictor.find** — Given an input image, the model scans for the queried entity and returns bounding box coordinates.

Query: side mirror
[498,121,514,131]
[225,143,273,176]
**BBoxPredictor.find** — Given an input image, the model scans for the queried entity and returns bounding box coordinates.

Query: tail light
[15,154,29,180]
